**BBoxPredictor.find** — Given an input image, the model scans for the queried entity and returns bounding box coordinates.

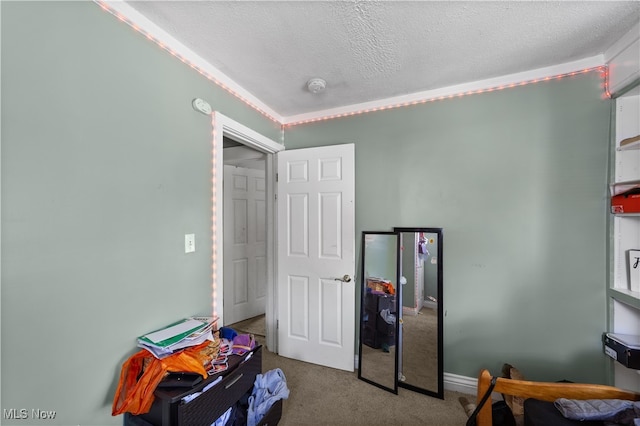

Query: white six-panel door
[223,165,267,325]
[277,144,355,371]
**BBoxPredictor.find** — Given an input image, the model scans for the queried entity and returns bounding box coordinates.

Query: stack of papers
[138,316,217,359]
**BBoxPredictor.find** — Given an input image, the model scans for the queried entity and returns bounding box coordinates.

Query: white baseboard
[444,372,477,395]
[423,299,438,310]
[351,362,481,397]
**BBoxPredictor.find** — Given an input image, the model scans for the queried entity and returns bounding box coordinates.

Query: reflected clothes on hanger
[418,233,430,262]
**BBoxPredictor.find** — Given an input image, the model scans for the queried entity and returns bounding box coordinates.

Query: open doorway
[212,113,356,369]
[212,112,283,353]
[223,137,267,335]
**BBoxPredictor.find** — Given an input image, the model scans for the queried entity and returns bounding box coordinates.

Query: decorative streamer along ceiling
[125,1,639,120]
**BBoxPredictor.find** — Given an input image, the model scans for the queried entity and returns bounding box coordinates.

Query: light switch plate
[185,234,195,253]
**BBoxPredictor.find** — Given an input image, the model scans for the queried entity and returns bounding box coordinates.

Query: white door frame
[212,111,283,351]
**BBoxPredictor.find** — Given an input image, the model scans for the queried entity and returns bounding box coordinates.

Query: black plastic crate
[376,318,396,336]
[377,294,396,313]
[362,325,396,349]
[603,333,640,370]
[364,292,396,313]
[257,399,282,426]
[362,325,380,349]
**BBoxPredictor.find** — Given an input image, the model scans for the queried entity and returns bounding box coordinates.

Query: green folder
[138,318,207,348]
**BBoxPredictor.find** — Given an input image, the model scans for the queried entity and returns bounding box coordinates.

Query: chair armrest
[475,369,640,426]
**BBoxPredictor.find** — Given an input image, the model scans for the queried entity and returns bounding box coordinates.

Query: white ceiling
[126,1,640,119]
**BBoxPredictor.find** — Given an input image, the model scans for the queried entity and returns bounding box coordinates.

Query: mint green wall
[285,72,611,384]
[363,233,397,284]
[1,2,280,425]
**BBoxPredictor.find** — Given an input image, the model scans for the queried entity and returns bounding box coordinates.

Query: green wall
[1,2,279,425]
[284,72,611,384]
[363,233,397,285]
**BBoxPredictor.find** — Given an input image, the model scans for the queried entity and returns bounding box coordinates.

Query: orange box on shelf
[611,188,640,214]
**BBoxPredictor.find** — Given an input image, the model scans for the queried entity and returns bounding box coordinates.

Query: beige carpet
[228,315,469,424]
[360,340,397,390]
[401,307,439,391]
[255,334,469,425]
[227,314,266,336]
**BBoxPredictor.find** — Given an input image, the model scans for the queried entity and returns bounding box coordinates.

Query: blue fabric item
[554,398,634,421]
[247,368,289,426]
[379,309,395,325]
[210,406,232,426]
[219,327,237,340]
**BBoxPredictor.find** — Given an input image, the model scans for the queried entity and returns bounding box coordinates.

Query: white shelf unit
[609,87,640,391]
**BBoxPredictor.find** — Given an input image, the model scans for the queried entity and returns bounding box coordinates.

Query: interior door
[277,144,355,371]
[223,165,267,325]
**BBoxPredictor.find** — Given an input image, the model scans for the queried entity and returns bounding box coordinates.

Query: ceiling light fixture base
[307,78,327,94]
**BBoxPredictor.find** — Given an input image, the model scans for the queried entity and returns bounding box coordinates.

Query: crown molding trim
[605,22,640,64]
[283,55,605,126]
[94,0,284,124]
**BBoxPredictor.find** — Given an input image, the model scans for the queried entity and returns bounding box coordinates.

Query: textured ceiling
[126,1,640,118]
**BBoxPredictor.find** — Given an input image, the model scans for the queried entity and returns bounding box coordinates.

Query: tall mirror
[395,227,443,399]
[357,232,400,393]
[358,228,443,399]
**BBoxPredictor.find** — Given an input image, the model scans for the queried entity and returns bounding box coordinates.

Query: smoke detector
[307,78,327,94]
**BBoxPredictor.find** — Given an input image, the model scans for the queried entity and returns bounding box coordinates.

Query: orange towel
[112,341,213,416]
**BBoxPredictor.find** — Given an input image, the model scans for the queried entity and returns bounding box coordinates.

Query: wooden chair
[475,368,640,426]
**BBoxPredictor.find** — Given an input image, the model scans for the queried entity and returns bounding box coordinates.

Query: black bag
[466,376,516,426]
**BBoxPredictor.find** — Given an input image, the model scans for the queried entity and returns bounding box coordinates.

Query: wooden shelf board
[609,287,640,310]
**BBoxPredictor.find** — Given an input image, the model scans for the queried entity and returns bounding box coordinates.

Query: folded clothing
[231,334,256,355]
[554,398,640,424]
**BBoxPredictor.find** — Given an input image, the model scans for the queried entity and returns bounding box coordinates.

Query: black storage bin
[362,325,380,349]
[362,324,395,349]
[224,391,283,426]
[377,294,396,313]
[257,399,283,426]
[376,318,395,336]
[362,307,376,324]
[365,292,396,312]
[603,333,640,370]
[125,346,265,426]
[364,292,377,311]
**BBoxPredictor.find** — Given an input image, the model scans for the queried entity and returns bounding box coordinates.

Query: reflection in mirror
[395,227,443,399]
[357,232,399,394]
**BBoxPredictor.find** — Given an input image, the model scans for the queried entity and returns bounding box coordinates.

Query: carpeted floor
[228,314,266,336]
[261,341,469,425]
[401,307,439,391]
[225,316,470,426]
[228,315,470,425]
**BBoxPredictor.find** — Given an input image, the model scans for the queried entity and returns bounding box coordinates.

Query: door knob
[335,274,352,283]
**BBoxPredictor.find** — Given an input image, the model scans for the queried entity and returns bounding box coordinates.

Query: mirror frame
[357,231,400,394]
[394,227,444,399]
